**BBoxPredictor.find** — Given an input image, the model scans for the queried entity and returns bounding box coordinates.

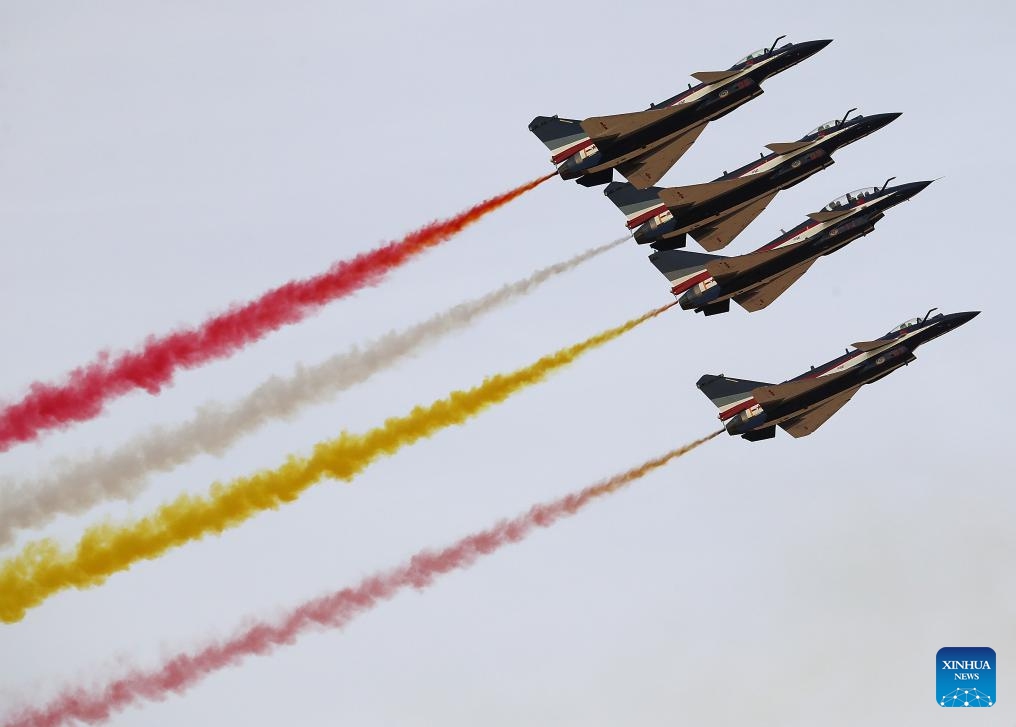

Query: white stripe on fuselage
[665,53,784,109]
[549,137,593,159]
[765,194,883,251]
[718,395,756,419]
[625,206,670,226]
[733,121,852,178]
[668,268,714,287]
[810,325,924,379]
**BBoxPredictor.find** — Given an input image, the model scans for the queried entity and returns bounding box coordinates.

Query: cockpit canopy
[889,317,923,334]
[805,119,843,138]
[735,48,770,66]
[822,187,879,211]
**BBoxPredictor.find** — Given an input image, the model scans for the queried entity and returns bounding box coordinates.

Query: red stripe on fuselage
[626,205,669,229]
[551,138,593,164]
[719,399,756,420]
[671,270,712,295]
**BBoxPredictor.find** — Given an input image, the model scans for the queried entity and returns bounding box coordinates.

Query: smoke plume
[0,301,675,622]
[2,431,720,727]
[0,238,624,547]
[0,174,553,452]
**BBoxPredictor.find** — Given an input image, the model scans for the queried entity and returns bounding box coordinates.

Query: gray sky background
[1,1,1013,724]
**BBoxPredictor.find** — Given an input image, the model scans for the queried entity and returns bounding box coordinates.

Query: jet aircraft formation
[0,33,987,725]
[529,37,977,441]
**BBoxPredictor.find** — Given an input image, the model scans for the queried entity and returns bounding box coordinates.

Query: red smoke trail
[0,174,553,452]
[5,431,720,727]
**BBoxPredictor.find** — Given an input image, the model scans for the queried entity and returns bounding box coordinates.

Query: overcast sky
[1,1,1013,724]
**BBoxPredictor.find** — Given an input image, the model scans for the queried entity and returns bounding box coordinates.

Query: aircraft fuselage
[678,182,929,311]
[544,39,832,184]
[633,113,900,247]
[723,312,978,438]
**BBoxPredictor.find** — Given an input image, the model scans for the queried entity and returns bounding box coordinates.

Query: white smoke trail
[0,239,626,547]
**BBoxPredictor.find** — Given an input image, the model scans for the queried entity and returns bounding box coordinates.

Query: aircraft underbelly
[592,124,701,170]
[592,92,761,171]
[707,255,816,306]
[733,252,821,292]
[707,90,760,121]
[669,162,826,236]
[673,195,760,234]
[733,232,862,289]
[821,238,856,257]
[762,359,910,427]
[781,163,831,190]
[582,139,684,174]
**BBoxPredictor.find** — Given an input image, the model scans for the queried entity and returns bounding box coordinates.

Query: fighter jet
[696,309,979,441]
[649,178,932,315]
[604,109,901,252]
[528,37,831,189]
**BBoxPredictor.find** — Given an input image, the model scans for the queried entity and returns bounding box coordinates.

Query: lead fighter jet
[528,37,831,189]
[604,109,901,252]
[696,310,979,441]
[650,178,932,315]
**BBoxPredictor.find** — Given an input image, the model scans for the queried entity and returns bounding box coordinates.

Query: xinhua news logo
[937,647,995,707]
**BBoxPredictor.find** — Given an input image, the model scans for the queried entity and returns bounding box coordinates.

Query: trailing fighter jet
[528,37,831,189]
[604,109,901,252]
[649,178,932,315]
[696,309,979,441]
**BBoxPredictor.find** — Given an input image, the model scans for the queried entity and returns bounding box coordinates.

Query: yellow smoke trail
[0,302,675,623]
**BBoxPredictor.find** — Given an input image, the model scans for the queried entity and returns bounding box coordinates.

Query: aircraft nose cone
[937,310,980,333]
[785,39,832,62]
[952,311,981,327]
[805,39,834,54]
[898,180,934,199]
[850,112,901,138]
[873,112,903,128]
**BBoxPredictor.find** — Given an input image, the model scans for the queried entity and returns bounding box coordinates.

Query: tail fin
[649,249,724,290]
[696,374,772,416]
[529,116,591,164]
[604,181,668,228]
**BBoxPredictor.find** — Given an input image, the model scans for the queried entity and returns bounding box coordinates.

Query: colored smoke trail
[0,301,675,622]
[0,174,553,453]
[3,431,720,727]
[0,238,625,548]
